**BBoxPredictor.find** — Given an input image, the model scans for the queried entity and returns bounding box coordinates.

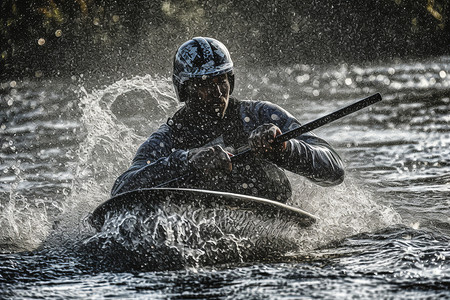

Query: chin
[210,112,225,120]
[211,107,226,119]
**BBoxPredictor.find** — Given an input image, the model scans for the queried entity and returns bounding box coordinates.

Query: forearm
[111,150,190,196]
[275,135,345,186]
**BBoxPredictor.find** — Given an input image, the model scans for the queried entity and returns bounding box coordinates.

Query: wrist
[269,141,290,163]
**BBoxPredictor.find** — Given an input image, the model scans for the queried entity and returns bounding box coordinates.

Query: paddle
[231,92,382,161]
[157,93,382,187]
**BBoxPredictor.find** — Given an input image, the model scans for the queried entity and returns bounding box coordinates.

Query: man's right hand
[188,145,232,174]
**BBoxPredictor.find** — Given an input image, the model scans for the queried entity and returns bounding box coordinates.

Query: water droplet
[271,114,280,121]
[38,38,45,46]
[295,74,310,83]
[244,116,250,123]
[55,30,62,37]
[411,222,420,230]
[9,81,16,88]
[439,70,447,78]
[345,78,352,85]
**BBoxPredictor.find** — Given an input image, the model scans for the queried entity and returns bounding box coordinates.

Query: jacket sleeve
[110,124,191,196]
[244,101,345,186]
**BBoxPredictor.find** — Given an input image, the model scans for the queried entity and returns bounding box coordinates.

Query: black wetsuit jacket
[111,98,345,202]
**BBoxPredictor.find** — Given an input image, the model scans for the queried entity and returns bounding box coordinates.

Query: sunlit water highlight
[1,57,449,298]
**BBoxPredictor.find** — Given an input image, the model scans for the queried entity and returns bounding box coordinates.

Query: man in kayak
[111,37,344,202]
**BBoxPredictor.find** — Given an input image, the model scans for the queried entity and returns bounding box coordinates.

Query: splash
[288,174,403,251]
[0,163,51,253]
[79,174,402,270]
[83,202,301,271]
[43,74,179,247]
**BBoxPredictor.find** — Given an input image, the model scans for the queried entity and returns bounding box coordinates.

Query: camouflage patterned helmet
[172,37,234,101]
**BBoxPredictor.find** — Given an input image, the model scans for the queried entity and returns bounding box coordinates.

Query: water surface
[1,57,449,298]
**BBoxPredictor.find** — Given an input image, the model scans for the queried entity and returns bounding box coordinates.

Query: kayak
[89,188,318,231]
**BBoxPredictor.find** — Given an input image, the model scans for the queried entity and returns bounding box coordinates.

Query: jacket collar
[167,97,239,131]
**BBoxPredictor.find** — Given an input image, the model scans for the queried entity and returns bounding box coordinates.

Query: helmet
[172,37,234,101]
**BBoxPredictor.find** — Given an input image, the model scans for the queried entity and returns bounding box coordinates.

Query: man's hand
[188,145,232,174]
[248,123,287,158]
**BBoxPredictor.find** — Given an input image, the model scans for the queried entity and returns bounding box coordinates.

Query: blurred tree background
[0,0,448,80]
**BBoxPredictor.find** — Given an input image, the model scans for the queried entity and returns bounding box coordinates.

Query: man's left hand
[248,123,287,158]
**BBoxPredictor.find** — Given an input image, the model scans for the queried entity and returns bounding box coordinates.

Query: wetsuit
[111,98,344,202]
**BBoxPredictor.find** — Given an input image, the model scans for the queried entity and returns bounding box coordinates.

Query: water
[1,56,449,298]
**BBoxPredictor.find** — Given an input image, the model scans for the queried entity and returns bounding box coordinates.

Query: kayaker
[111,37,344,202]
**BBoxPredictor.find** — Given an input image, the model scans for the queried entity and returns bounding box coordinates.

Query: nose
[211,84,222,97]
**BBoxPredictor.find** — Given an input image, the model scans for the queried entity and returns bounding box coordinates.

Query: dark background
[1,0,448,80]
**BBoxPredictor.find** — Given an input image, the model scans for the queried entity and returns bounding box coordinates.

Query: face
[185,74,230,120]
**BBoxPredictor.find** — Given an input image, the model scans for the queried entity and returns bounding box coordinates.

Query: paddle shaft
[156,93,382,187]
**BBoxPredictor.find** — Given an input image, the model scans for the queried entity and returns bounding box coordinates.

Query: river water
[1,56,449,298]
